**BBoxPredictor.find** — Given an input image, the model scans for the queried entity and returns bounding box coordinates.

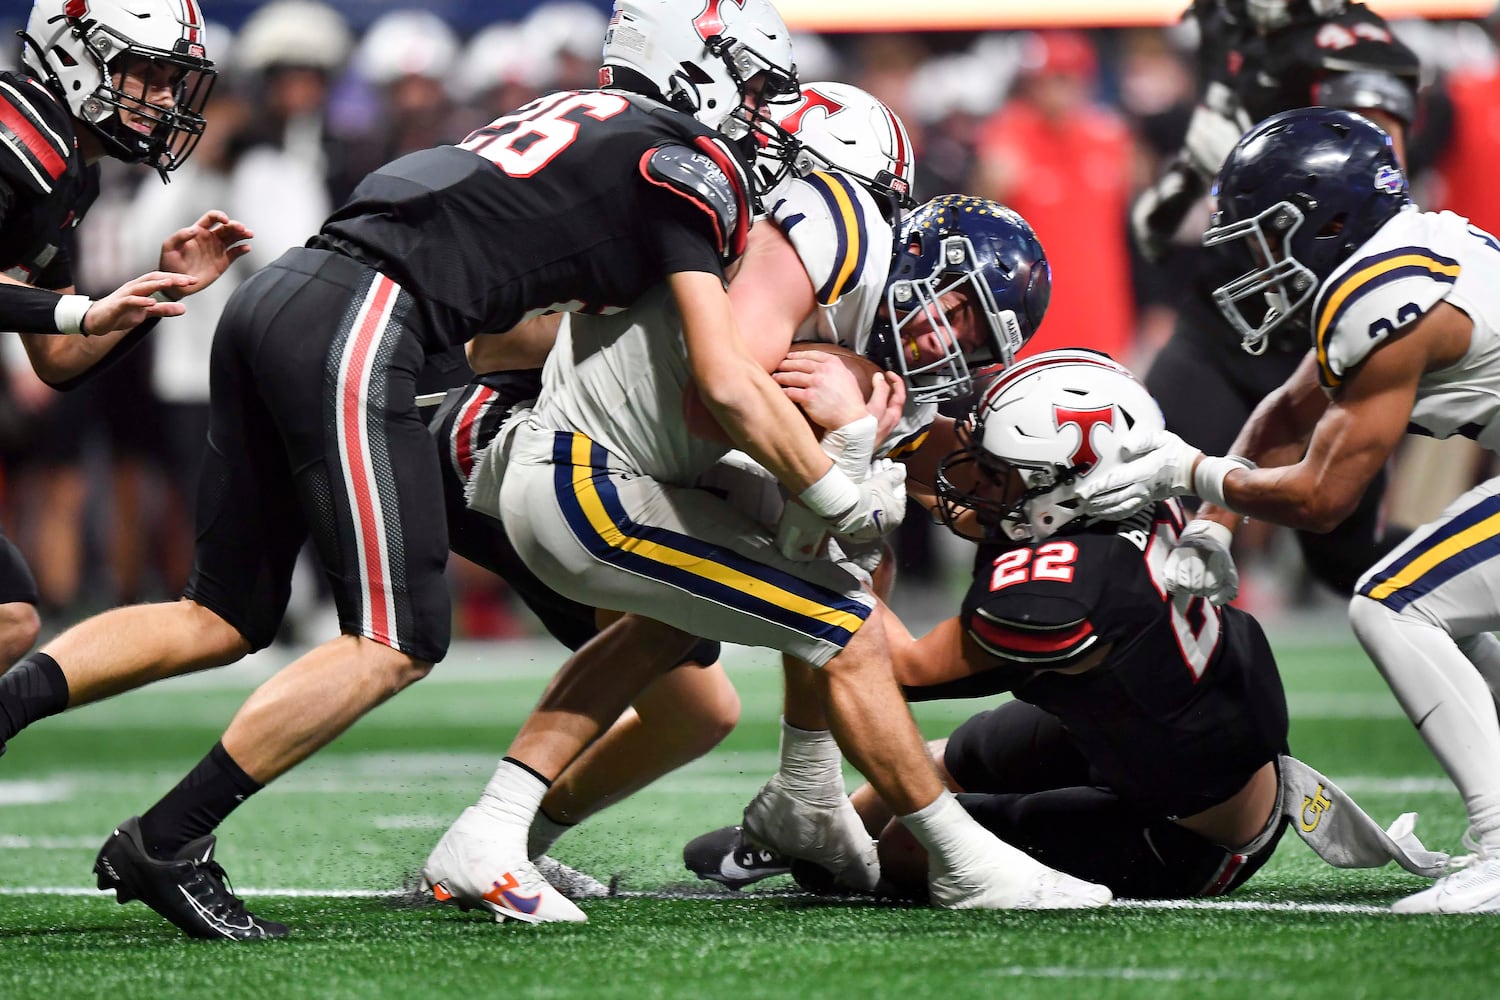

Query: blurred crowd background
[0,0,1498,640]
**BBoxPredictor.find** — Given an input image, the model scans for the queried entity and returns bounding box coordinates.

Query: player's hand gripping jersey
[315,90,753,352]
[0,71,97,288]
[918,500,1289,819]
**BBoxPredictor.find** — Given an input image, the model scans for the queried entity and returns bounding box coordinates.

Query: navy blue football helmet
[1204,107,1410,354]
[867,195,1051,403]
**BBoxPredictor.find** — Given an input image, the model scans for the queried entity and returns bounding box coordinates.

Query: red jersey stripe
[970,615,1093,654]
[0,98,65,180]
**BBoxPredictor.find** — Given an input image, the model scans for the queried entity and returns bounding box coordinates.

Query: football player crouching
[688,351,1448,900]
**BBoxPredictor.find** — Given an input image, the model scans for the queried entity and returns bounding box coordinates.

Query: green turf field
[1,627,1495,999]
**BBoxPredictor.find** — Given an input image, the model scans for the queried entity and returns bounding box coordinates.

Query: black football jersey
[0,72,96,290]
[912,501,1290,817]
[315,90,752,353]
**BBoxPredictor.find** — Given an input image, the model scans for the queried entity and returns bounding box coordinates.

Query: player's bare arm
[1192,352,1332,531]
[1217,302,1470,531]
[672,267,833,490]
[465,313,564,373]
[10,273,186,384]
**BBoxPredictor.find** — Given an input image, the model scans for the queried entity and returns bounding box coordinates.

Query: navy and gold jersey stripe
[1315,247,1459,388]
[804,170,868,306]
[1359,493,1500,611]
[883,429,929,460]
[551,432,870,645]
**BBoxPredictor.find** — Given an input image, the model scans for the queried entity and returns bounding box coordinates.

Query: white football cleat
[930,849,1113,911]
[534,854,612,900]
[1392,851,1500,914]
[423,806,587,924]
[742,777,879,893]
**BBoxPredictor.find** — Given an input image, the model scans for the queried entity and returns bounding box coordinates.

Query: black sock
[0,651,69,745]
[138,742,262,859]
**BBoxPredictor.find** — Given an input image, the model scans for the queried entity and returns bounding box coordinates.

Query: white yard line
[0,885,1405,915]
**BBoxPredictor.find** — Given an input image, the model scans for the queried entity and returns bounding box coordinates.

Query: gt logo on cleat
[483,872,541,915]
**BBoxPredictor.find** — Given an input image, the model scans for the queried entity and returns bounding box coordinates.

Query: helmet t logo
[1053,405,1116,473]
[693,0,747,41]
[780,88,846,134]
[63,0,87,18]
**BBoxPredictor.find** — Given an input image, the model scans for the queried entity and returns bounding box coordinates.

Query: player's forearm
[19,326,135,385]
[1228,355,1327,467]
[1219,463,1360,533]
[697,357,834,491]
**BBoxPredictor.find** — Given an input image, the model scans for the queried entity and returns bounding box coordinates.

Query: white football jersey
[525,285,726,484]
[524,170,919,483]
[1314,209,1500,452]
[767,169,892,348]
[767,170,937,456]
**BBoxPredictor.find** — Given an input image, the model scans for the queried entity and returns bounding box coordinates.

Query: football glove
[1164,519,1239,606]
[1183,82,1252,181]
[824,459,907,544]
[1076,429,1202,520]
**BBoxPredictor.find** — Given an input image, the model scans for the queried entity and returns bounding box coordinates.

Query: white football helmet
[600,0,798,138]
[934,350,1164,542]
[20,0,215,176]
[756,81,915,216]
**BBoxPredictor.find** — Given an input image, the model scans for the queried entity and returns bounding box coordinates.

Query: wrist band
[798,465,860,520]
[54,294,93,335]
[1194,455,1256,510]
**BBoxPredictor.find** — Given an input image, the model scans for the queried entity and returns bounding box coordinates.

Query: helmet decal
[693,0,748,40]
[779,87,845,135]
[64,0,88,17]
[1052,404,1116,473]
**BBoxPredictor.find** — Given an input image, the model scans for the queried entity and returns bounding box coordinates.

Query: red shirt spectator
[975,31,1136,361]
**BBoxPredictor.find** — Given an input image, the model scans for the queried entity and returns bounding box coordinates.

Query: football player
[425,82,916,897]
[689,351,1447,899]
[1131,0,1420,596]
[0,0,248,675]
[0,0,808,940]
[1078,108,1500,913]
[423,77,1110,915]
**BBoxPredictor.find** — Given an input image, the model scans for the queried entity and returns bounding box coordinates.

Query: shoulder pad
[0,77,73,195]
[770,171,892,307]
[639,139,751,260]
[1314,242,1458,389]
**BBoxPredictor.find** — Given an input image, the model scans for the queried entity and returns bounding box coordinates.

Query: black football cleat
[683,825,791,890]
[94,816,288,940]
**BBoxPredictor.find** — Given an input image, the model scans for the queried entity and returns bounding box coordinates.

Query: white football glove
[775,500,832,561]
[1164,520,1239,606]
[1076,429,1201,521]
[1183,83,1252,181]
[824,459,907,543]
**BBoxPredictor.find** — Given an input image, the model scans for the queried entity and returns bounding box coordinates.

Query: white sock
[528,810,573,860]
[475,758,548,856]
[776,718,844,806]
[899,790,1027,873]
[1351,597,1500,850]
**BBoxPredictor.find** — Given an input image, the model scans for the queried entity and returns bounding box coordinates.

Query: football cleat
[1392,850,1500,914]
[929,848,1113,911]
[683,825,791,889]
[93,816,288,940]
[422,806,587,924]
[742,778,880,893]
[534,854,612,900]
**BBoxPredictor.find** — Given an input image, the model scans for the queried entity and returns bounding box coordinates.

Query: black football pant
[943,700,1285,899]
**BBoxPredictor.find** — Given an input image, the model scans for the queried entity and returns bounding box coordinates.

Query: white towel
[1279,755,1448,878]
